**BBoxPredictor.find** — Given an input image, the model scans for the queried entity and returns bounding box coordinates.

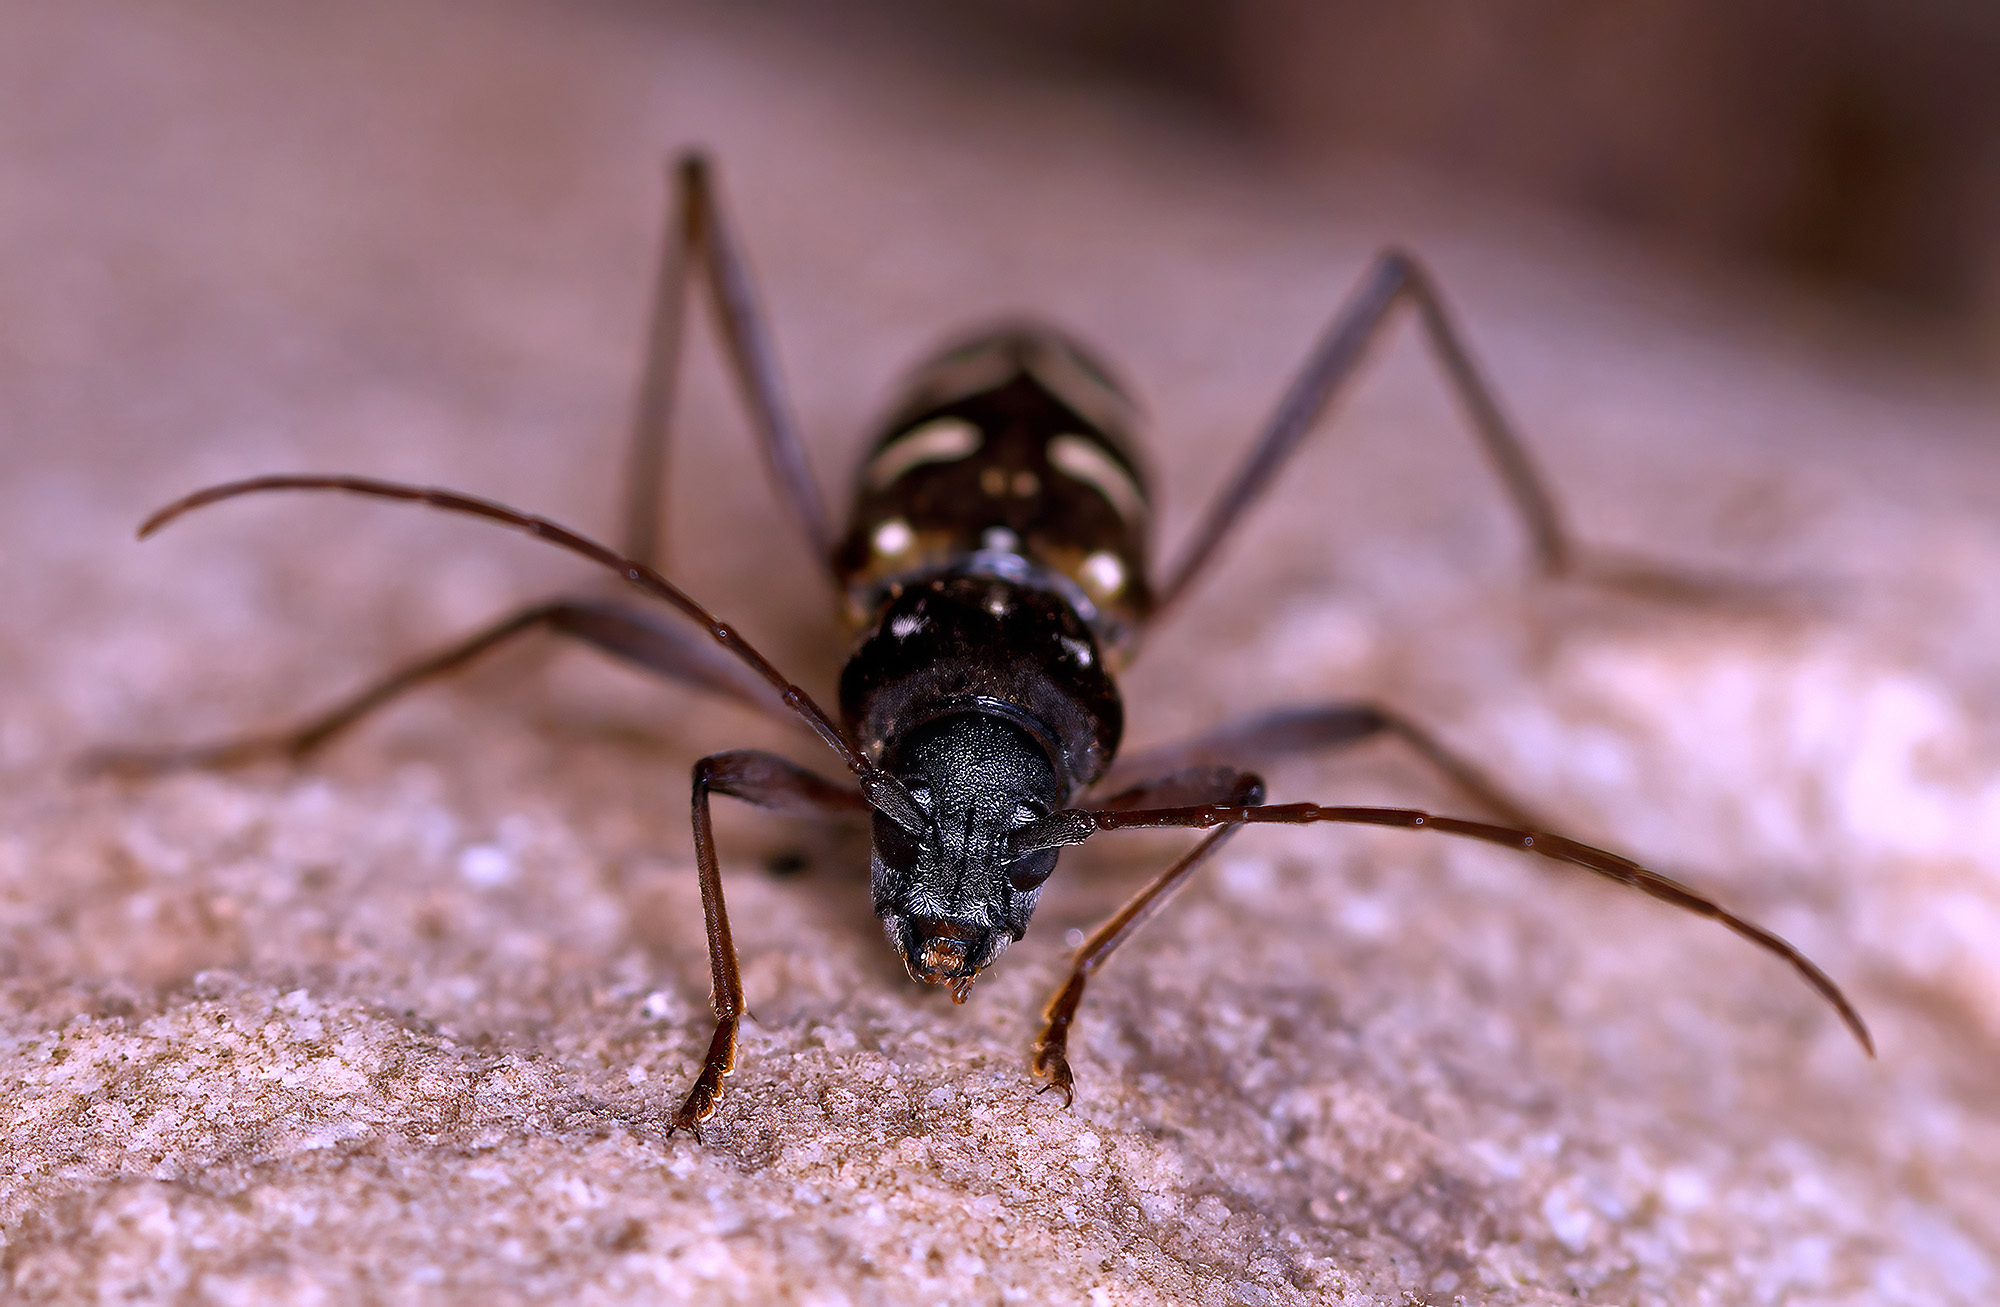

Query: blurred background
[840,0,2000,339]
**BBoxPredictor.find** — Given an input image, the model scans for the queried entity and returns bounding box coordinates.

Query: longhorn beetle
[104,152,1872,1134]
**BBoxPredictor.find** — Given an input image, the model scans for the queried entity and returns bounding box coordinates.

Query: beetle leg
[84,596,793,776]
[1156,248,1772,614]
[1100,700,1549,829]
[625,152,834,577]
[1031,767,1266,1105]
[1156,249,1567,610]
[673,749,868,1135]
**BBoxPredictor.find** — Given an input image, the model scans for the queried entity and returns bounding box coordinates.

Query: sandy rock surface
[3,2,1998,1303]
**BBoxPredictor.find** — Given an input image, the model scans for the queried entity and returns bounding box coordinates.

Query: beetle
[104,152,1872,1135]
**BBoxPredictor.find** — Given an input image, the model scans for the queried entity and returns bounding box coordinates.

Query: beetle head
[869,711,1066,1001]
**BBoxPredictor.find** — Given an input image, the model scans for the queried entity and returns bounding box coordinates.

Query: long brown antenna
[1055,799,1873,1057]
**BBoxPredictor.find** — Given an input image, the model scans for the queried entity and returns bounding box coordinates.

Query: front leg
[673,1012,741,1136]
[672,750,867,1136]
[1030,970,1088,1107]
[1031,766,1265,1105]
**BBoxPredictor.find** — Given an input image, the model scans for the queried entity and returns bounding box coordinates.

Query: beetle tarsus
[1031,1036,1077,1108]
[669,1015,738,1138]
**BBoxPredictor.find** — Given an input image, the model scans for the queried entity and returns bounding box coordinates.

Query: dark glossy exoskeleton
[101,153,1872,1135]
[835,329,1143,994]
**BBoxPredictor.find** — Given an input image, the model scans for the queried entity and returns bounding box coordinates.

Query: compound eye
[1006,848,1058,893]
[1011,801,1044,826]
[871,808,926,871]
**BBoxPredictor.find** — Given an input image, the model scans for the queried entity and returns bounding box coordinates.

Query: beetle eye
[1007,851,1057,891]
[1012,802,1043,825]
[909,786,933,809]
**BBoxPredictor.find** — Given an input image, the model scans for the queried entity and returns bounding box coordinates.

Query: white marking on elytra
[890,613,927,640]
[985,587,1011,618]
[871,518,914,557]
[1049,434,1145,523]
[1059,636,1094,667]
[1080,550,1126,598]
[866,417,982,490]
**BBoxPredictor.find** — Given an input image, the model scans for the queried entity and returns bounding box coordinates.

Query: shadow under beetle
[104,153,1873,1134]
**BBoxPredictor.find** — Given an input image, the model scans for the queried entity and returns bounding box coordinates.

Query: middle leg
[1102,701,1550,830]
[86,595,793,776]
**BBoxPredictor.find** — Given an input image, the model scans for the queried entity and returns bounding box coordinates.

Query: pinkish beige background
[3,2,1998,1303]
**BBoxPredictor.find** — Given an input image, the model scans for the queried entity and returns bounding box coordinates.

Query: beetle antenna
[1067,800,1874,1057]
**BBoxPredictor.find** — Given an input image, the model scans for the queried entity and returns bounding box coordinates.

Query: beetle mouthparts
[919,934,969,979]
[905,918,990,999]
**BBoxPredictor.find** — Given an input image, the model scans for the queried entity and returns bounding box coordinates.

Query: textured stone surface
[3,2,1998,1303]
